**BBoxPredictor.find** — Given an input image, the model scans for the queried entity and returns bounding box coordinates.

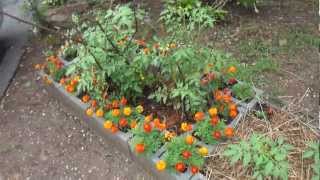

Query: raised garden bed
[38,62,262,179]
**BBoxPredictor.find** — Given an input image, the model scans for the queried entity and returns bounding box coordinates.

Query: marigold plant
[194,112,234,144]
[161,136,204,174]
[130,119,166,156]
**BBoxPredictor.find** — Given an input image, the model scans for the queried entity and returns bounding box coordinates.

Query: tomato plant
[160,0,226,33]
[223,134,292,180]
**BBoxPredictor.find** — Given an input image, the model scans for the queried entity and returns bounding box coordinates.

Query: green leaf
[311,175,319,180]
[312,164,320,174]
[223,149,237,157]
[243,153,251,167]
[303,150,314,159]
[275,153,287,161]
[230,153,241,164]
[264,161,274,175]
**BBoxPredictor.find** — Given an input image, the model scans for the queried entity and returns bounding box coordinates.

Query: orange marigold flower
[227,66,237,73]
[112,100,119,108]
[223,94,232,103]
[211,116,219,126]
[96,108,104,117]
[224,127,234,138]
[104,120,113,129]
[135,39,146,47]
[194,112,205,121]
[145,114,153,122]
[120,97,127,106]
[156,122,166,131]
[153,118,160,126]
[185,135,194,145]
[111,109,121,117]
[143,48,150,55]
[65,85,74,93]
[229,110,238,119]
[119,118,128,127]
[111,125,119,133]
[91,100,98,108]
[130,120,137,129]
[229,103,237,111]
[214,90,223,101]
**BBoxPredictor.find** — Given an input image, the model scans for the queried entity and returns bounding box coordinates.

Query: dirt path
[0,40,153,180]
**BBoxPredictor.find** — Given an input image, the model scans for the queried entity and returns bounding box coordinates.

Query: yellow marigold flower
[145,114,152,122]
[155,160,166,171]
[180,122,191,132]
[136,105,144,113]
[198,146,208,156]
[86,108,94,117]
[74,75,80,81]
[123,107,132,116]
[96,108,104,117]
[169,43,177,49]
[164,130,175,141]
[104,120,113,129]
[208,107,218,117]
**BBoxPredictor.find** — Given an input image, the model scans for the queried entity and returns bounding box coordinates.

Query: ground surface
[208,0,319,122]
[0,40,153,179]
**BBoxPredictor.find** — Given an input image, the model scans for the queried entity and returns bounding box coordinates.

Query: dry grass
[204,101,319,180]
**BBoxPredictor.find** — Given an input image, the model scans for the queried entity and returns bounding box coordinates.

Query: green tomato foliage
[303,141,320,180]
[223,134,293,180]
